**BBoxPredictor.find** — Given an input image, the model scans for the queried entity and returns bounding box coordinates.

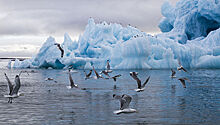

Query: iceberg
[12,0,220,69]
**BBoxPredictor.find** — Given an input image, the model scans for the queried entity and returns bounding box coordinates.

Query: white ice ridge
[12,0,220,69]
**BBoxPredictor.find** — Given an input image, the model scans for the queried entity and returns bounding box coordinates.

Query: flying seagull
[100,70,121,81]
[113,94,137,114]
[54,43,64,58]
[66,69,78,89]
[84,70,92,80]
[130,72,150,92]
[112,74,122,82]
[171,69,176,78]
[177,60,187,72]
[66,69,87,90]
[178,78,190,88]
[92,66,103,79]
[4,73,21,103]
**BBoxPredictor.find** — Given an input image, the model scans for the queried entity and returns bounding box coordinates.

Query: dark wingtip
[113,94,116,98]
[113,77,116,82]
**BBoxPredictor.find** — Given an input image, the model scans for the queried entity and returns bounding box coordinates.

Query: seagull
[106,60,112,73]
[112,74,122,82]
[178,78,190,88]
[177,60,187,72]
[171,69,176,78]
[113,94,137,115]
[4,73,21,103]
[100,70,121,81]
[45,77,57,83]
[66,69,78,89]
[92,66,103,79]
[130,72,150,92]
[54,43,64,58]
[84,70,92,80]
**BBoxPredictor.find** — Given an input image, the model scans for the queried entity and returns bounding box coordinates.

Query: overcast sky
[0,0,178,57]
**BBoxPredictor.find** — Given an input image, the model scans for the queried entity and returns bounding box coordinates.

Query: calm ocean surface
[0,59,219,125]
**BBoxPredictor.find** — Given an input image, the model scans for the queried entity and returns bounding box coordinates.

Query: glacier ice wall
[12,0,220,69]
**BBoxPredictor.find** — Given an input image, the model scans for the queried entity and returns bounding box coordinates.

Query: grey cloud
[0,0,179,36]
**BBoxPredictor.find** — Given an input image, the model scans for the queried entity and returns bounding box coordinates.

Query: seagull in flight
[100,70,121,81]
[92,66,103,79]
[113,94,137,114]
[177,60,187,72]
[130,72,150,92]
[171,69,176,78]
[178,78,190,88]
[4,73,22,103]
[54,43,64,58]
[84,70,92,80]
[66,69,78,89]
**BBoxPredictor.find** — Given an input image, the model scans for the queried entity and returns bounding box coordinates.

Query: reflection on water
[0,67,220,124]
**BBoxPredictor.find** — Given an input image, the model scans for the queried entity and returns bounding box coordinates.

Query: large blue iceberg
[12,0,220,69]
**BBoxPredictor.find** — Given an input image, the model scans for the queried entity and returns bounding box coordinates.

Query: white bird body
[170,76,176,78]
[105,70,112,73]
[134,88,145,92]
[113,108,137,115]
[113,94,137,115]
[4,93,23,98]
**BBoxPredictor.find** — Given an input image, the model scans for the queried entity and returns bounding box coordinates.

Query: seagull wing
[93,66,100,78]
[11,75,21,95]
[55,43,64,58]
[68,71,75,88]
[178,78,186,88]
[4,73,13,95]
[112,74,121,82]
[87,70,92,77]
[171,69,176,77]
[113,74,121,78]
[130,73,142,89]
[181,67,188,72]
[183,77,190,82]
[142,76,150,88]
[60,48,64,58]
[120,94,132,110]
[102,71,110,78]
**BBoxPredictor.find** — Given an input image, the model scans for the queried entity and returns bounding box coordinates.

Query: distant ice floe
[12,0,220,69]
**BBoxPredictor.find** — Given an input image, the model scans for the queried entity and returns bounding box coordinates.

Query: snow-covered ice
[12,0,220,69]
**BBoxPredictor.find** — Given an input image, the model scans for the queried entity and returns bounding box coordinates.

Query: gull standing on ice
[178,78,190,88]
[177,60,187,72]
[4,73,22,103]
[113,94,137,114]
[130,72,150,92]
[54,43,64,58]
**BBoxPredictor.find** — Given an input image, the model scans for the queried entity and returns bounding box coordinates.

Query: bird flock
[3,59,190,115]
